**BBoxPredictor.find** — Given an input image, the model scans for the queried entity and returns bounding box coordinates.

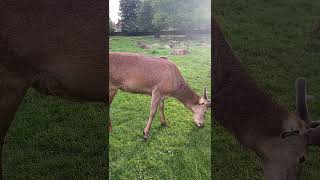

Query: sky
[109,0,120,23]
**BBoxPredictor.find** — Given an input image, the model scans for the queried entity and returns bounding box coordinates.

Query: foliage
[118,0,210,32]
[119,0,141,32]
[137,0,154,32]
[150,0,211,31]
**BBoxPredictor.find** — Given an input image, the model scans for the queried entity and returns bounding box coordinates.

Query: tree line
[109,0,210,34]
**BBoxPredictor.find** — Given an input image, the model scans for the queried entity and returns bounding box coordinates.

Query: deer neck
[173,83,200,111]
[213,18,236,93]
[213,17,289,139]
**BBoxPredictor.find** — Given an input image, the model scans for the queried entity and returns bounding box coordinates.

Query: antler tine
[203,86,208,100]
[295,78,312,124]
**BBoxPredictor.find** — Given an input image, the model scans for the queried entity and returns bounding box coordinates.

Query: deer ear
[307,95,316,103]
[305,126,320,146]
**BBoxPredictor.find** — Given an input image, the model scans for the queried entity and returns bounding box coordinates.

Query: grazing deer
[213,17,320,180]
[0,1,107,179]
[171,43,190,56]
[109,52,211,139]
[169,40,178,48]
[137,41,152,49]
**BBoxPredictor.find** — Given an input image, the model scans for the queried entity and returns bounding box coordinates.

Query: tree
[150,0,210,31]
[137,1,154,32]
[119,0,141,32]
[109,18,115,33]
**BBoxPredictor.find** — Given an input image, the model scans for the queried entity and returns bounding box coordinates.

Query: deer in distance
[171,43,190,56]
[0,1,107,179]
[169,40,178,48]
[109,52,211,139]
[137,41,152,49]
[213,17,320,180]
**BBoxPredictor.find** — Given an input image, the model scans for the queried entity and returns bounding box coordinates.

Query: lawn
[109,35,211,179]
[3,90,108,179]
[213,0,320,179]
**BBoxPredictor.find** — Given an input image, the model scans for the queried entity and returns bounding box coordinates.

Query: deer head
[192,86,211,127]
[260,78,320,180]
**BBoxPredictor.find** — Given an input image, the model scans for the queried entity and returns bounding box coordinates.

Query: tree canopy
[137,0,154,32]
[119,0,141,32]
[150,0,210,31]
[119,0,210,32]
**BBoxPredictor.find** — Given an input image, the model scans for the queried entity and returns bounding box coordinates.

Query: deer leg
[108,87,118,133]
[0,72,30,179]
[143,92,161,139]
[159,99,167,127]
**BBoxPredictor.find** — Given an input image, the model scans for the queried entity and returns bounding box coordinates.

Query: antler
[295,78,311,123]
[296,78,320,128]
[203,86,208,100]
[295,78,320,146]
[203,86,212,108]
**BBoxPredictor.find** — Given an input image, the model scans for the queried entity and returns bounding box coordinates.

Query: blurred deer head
[260,78,320,180]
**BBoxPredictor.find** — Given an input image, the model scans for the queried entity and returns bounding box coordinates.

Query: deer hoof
[143,131,149,140]
[161,122,168,127]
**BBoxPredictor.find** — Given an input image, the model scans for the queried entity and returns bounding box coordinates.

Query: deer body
[109,52,210,139]
[171,43,190,56]
[110,53,183,96]
[0,1,107,178]
[213,17,320,180]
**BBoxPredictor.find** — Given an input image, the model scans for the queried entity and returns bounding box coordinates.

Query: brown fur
[109,52,210,139]
[213,17,320,179]
[0,1,107,178]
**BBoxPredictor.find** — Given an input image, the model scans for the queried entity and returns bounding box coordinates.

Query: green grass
[3,90,108,179]
[214,0,320,179]
[109,35,211,179]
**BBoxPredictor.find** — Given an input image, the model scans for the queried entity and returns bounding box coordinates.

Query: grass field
[109,35,211,179]
[214,0,320,179]
[3,90,108,179]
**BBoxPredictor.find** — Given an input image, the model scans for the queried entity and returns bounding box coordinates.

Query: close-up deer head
[192,87,211,127]
[260,78,320,180]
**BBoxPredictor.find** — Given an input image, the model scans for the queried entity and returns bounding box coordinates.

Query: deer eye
[298,155,306,164]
